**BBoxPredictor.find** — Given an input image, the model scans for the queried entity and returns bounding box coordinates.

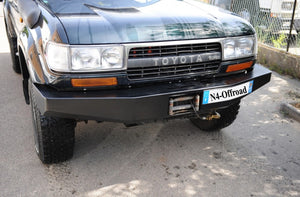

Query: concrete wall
[257,43,300,79]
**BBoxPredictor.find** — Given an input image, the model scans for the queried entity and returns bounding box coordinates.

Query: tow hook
[202,112,221,120]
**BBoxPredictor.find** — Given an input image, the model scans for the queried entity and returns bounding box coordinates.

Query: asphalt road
[0,3,300,197]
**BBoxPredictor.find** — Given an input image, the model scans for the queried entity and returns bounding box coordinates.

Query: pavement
[0,3,300,197]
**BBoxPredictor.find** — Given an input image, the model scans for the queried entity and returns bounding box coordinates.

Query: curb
[258,43,300,80]
[280,102,300,122]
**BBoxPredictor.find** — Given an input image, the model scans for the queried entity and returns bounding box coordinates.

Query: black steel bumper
[32,64,271,123]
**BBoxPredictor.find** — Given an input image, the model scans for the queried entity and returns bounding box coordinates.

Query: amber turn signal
[20,17,23,23]
[226,61,253,73]
[71,77,117,87]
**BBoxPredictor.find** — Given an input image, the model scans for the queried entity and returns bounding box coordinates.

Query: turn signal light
[226,61,253,73]
[71,77,117,87]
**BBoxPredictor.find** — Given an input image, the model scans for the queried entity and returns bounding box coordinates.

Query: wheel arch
[3,0,20,38]
[18,25,48,104]
[18,46,30,104]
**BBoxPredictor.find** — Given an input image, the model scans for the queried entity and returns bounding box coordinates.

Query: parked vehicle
[4,0,271,164]
[257,0,300,34]
[212,0,300,34]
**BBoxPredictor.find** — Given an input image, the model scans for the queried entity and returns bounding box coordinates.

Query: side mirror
[17,0,41,28]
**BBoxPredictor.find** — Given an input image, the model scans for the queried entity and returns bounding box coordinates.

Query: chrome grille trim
[127,52,221,68]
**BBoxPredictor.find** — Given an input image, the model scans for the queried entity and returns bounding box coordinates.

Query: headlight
[71,48,100,71]
[45,42,69,72]
[45,42,124,72]
[223,36,256,60]
[101,47,123,69]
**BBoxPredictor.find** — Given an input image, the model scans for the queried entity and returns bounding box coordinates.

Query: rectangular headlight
[45,42,124,72]
[45,42,69,72]
[223,36,256,60]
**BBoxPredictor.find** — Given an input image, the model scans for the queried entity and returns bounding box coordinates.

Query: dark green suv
[4,0,271,163]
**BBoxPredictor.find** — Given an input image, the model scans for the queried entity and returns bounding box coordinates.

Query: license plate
[202,80,254,104]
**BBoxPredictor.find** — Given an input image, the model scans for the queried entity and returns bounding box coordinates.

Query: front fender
[18,26,45,84]
[3,0,16,37]
[18,4,69,85]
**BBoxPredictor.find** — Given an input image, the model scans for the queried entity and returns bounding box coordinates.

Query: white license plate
[202,80,254,104]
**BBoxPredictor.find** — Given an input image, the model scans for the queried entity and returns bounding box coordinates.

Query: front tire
[30,81,76,164]
[190,101,240,132]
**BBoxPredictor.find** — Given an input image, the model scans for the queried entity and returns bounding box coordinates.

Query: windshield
[41,0,160,14]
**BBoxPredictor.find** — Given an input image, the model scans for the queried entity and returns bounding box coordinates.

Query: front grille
[129,43,221,58]
[127,42,221,80]
[127,61,220,80]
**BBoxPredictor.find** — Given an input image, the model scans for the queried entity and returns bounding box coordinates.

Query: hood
[54,0,255,44]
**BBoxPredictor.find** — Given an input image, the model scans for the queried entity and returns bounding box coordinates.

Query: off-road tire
[30,82,76,164]
[190,101,240,132]
[5,21,21,74]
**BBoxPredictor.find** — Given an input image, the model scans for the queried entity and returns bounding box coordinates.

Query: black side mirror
[17,0,41,28]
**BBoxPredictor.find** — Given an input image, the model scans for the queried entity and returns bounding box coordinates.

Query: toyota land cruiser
[4,0,272,163]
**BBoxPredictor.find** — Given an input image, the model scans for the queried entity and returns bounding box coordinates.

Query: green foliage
[296,34,300,47]
[255,27,268,43]
[272,33,287,49]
